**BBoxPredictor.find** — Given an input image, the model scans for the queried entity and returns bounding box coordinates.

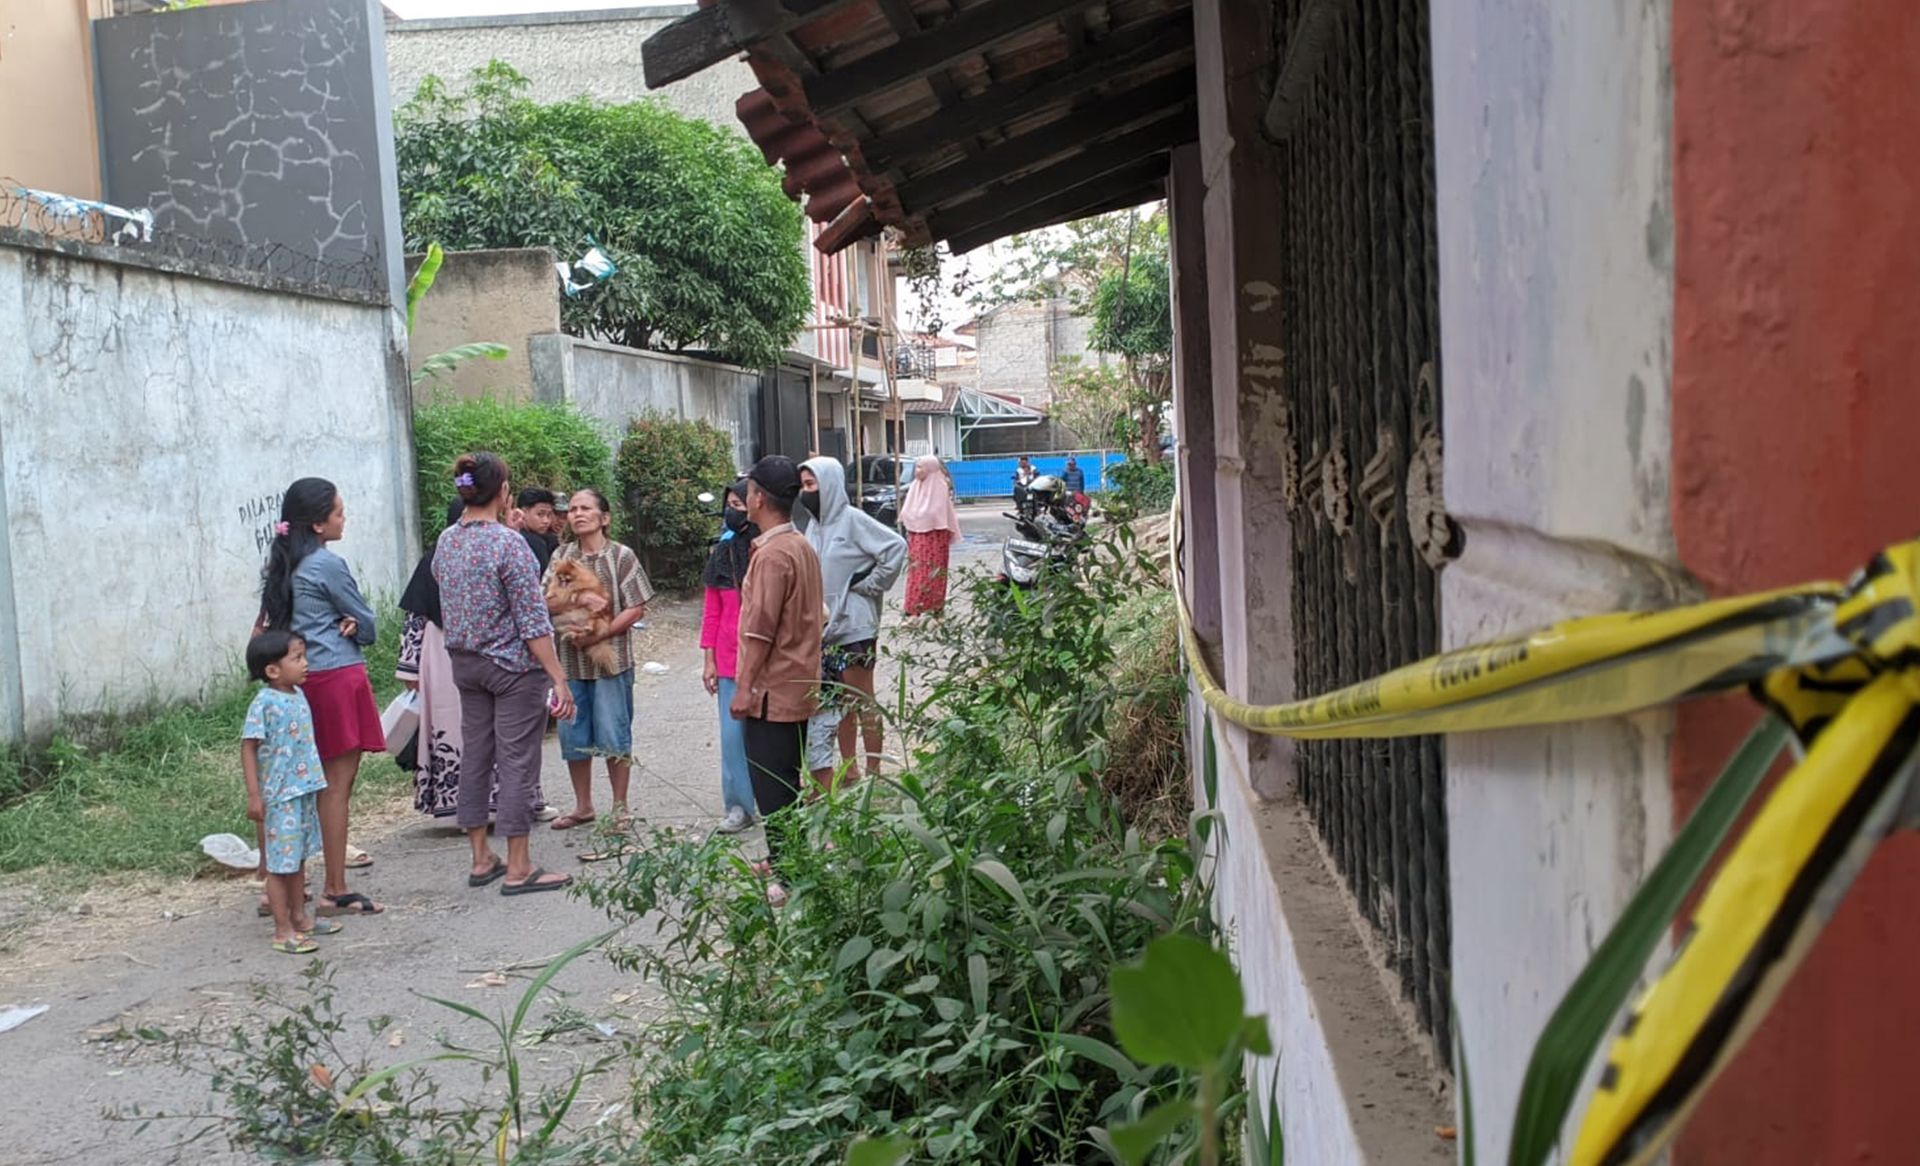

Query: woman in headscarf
[397,499,551,822]
[899,454,963,616]
[699,479,758,834]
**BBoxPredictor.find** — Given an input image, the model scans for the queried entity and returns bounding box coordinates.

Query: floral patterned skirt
[905,529,953,616]
[400,615,490,817]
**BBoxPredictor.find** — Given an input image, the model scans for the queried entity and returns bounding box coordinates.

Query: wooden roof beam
[951,183,1169,253]
[805,0,1094,118]
[817,195,879,253]
[896,72,1195,212]
[643,0,862,88]
[929,149,1175,246]
[874,0,966,134]
[864,11,1195,165]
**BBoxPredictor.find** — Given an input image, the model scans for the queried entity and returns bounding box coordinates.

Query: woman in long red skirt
[900,454,963,616]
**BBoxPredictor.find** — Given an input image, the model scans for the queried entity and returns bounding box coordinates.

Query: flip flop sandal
[300,918,345,936]
[550,813,597,831]
[271,937,319,955]
[500,867,572,896]
[467,858,509,887]
[256,891,314,918]
[343,846,374,869]
[316,892,385,917]
[766,883,790,909]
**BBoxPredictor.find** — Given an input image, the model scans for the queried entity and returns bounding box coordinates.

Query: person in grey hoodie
[799,456,907,789]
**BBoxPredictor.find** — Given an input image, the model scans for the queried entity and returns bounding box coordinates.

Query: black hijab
[399,499,465,626]
[702,480,756,591]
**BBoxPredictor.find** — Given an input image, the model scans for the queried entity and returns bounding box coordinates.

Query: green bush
[1104,458,1176,522]
[412,396,613,549]
[575,535,1213,1163]
[614,415,738,592]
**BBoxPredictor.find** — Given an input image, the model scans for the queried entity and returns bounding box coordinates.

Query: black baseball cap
[747,455,803,502]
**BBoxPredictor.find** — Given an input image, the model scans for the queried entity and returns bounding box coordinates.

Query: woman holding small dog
[546,487,652,835]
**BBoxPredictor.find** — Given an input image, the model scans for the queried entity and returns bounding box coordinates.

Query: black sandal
[500,867,571,896]
[316,892,385,916]
[467,858,508,887]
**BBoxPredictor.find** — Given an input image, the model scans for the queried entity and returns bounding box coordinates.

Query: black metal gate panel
[1273,0,1452,1059]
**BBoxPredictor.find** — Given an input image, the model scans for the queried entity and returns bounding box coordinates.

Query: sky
[385,0,681,19]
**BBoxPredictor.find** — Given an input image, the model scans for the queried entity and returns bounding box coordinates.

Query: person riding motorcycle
[998,475,1084,587]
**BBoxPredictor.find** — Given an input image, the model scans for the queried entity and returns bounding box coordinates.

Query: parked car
[846,455,912,527]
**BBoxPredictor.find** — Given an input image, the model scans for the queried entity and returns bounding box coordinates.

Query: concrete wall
[967,299,1100,410]
[0,0,110,200]
[406,247,559,403]
[93,0,406,300]
[530,335,761,471]
[0,230,415,742]
[1429,1,1678,1160]
[1667,1,1920,1160]
[385,5,754,132]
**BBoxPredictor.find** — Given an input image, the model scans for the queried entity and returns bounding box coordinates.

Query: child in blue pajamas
[242,631,342,954]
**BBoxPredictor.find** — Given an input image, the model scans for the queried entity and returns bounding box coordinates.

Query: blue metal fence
[945,450,1122,500]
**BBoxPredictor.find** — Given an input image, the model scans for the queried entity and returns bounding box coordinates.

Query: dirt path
[0,601,718,1164]
[0,515,1009,1165]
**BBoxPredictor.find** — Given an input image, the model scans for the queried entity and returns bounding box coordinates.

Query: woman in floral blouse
[433,452,576,897]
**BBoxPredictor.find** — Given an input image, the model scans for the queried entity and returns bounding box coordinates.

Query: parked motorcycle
[996,475,1085,587]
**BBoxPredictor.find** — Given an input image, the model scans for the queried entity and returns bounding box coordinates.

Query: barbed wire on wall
[1,181,383,296]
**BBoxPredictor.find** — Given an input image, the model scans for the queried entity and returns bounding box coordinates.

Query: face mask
[723,507,750,534]
[799,490,821,519]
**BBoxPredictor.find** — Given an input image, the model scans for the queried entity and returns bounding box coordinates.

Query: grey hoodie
[801,456,908,646]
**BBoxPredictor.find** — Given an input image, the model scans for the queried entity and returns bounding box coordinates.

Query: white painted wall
[0,237,415,740]
[530,334,760,470]
[1430,0,1677,1160]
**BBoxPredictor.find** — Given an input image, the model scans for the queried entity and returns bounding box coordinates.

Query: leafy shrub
[412,396,613,549]
[395,62,810,369]
[1104,458,1176,522]
[614,415,738,593]
[572,533,1207,1163]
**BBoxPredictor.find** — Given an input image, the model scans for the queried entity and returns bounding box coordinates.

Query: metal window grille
[1273,0,1452,1059]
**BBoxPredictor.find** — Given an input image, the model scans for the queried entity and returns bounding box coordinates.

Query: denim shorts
[558,671,635,761]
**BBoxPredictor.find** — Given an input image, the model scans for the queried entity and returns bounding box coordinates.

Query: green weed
[0,607,408,877]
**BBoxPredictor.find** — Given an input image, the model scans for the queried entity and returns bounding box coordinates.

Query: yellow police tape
[1167,500,1920,1166]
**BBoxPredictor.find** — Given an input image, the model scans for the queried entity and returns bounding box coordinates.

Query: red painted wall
[1670,2,1920,1163]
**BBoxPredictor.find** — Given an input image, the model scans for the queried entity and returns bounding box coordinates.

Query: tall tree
[1086,245,1173,462]
[394,62,810,370]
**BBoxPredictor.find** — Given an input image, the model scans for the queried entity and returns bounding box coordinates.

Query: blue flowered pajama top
[242,688,329,803]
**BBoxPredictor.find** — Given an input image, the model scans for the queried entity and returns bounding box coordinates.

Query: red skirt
[905,529,953,615]
[304,663,387,761]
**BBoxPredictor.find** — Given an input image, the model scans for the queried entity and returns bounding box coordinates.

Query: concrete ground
[0,507,1009,1165]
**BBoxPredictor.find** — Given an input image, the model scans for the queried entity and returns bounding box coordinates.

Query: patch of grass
[0,607,408,877]
[1103,586,1189,841]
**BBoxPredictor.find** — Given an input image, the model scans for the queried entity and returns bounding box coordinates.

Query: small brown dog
[544,558,618,672]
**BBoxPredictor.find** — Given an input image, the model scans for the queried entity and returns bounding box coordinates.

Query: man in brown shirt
[729,456,823,901]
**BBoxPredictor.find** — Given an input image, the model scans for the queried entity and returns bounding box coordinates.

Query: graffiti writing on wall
[239,492,285,556]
